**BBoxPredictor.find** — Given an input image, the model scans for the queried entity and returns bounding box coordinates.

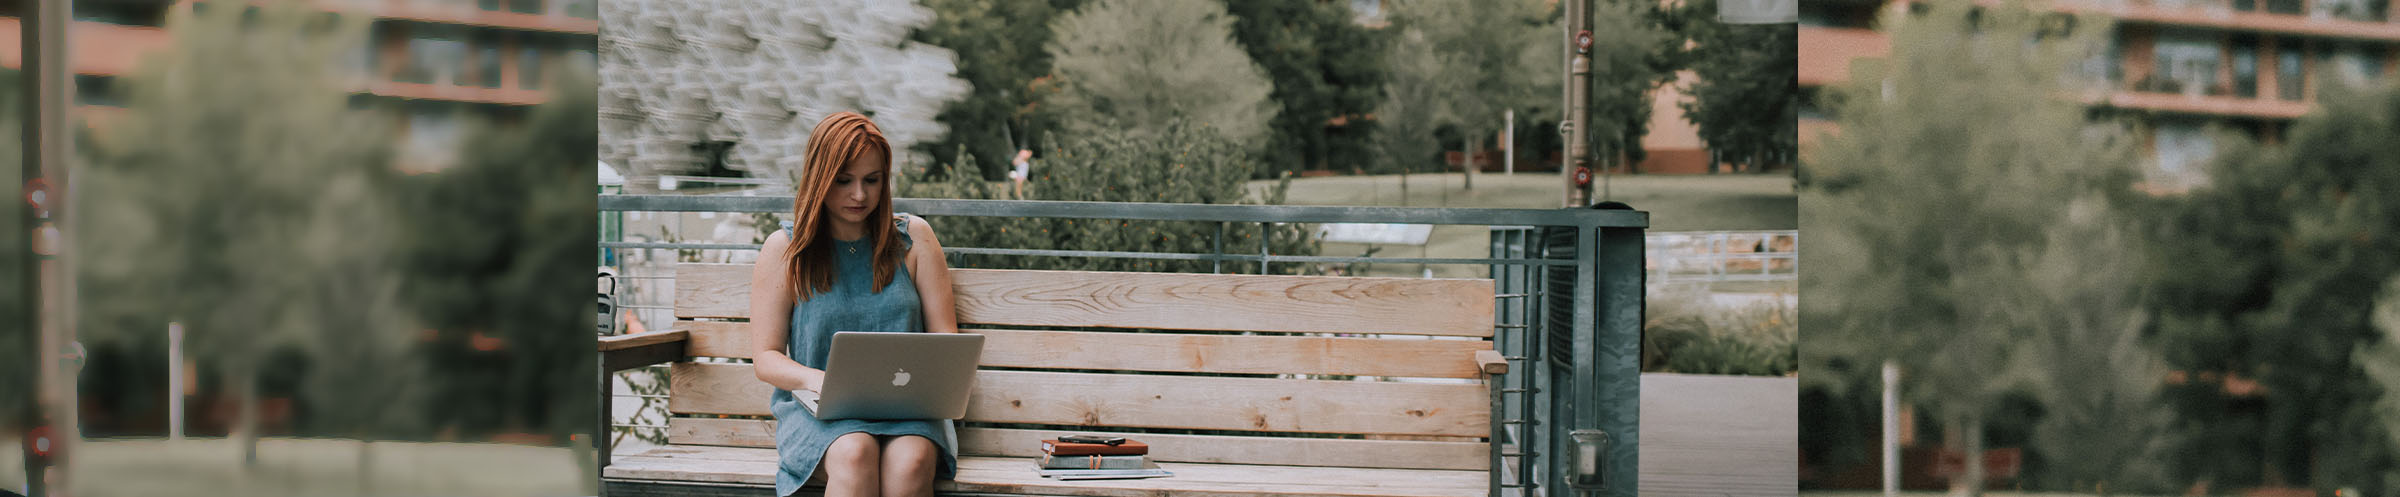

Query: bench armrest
[601,329,690,372]
[1475,349,1509,375]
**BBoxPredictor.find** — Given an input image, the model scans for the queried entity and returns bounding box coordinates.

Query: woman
[749,112,960,497]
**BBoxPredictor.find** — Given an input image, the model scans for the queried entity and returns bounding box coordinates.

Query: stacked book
[1034,437,1171,480]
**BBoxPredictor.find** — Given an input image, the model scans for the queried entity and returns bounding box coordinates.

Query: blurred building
[0,0,599,171]
[1800,0,2400,190]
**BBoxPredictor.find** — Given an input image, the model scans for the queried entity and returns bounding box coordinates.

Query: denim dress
[770,217,957,497]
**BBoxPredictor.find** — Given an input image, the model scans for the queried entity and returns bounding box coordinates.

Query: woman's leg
[877,434,941,497]
[820,432,882,497]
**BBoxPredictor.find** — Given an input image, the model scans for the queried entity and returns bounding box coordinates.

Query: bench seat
[605,445,1487,497]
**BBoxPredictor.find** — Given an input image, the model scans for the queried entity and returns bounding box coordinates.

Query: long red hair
[786,112,903,301]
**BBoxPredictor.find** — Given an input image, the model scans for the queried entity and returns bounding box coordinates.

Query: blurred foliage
[1642,286,1795,376]
[397,66,598,440]
[1669,0,1796,173]
[1379,0,1560,188]
[0,68,26,431]
[2356,277,2400,494]
[1045,0,1278,151]
[898,123,1316,274]
[76,1,404,456]
[2011,203,2177,493]
[1800,0,2139,493]
[1223,0,1388,177]
[1589,0,1679,170]
[2136,82,2400,493]
[908,0,1086,180]
[69,0,596,450]
[1370,26,1457,181]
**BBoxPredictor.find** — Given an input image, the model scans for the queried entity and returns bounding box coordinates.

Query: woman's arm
[904,215,961,334]
[751,229,826,392]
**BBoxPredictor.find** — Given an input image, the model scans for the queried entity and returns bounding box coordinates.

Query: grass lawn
[1248,172,1797,279]
[5,437,592,497]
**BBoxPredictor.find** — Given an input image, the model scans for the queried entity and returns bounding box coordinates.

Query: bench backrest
[659,263,1499,471]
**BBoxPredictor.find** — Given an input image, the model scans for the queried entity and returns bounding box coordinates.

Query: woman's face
[823,148,887,228]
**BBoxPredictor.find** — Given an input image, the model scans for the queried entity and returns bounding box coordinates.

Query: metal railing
[597,194,1648,497]
[1646,230,1798,284]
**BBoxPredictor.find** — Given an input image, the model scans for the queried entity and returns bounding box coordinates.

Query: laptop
[795,332,984,420]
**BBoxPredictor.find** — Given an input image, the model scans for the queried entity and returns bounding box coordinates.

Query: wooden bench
[599,263,1511,497]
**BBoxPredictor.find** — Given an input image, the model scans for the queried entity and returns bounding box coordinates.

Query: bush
[1644,284,1796,376]
[896,122,1318,274]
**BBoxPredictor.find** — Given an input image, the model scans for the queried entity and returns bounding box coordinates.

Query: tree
[1799,1,2131,494]
[1224,0,1387,177]
[1381,0,1559,190]
[1671,0,1798,174]
[1371,28,1460,202]
[2141,82,2400,492]
[399,67,599,441]
[909,0,1086,180]
[1587,0,1678,174]
[2008,202,2178,493]
[75,1,397,465]
[597,0,969,190]
[2356,277,2400,495]
[1046,0,1278,152]
[0,68,27,433]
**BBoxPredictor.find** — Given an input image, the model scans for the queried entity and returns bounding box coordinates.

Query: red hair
[785,112,902,301]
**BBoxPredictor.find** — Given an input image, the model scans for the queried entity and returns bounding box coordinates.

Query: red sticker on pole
[26,425,54,457]
[1575,30,1593,54]
[25,178,49,210]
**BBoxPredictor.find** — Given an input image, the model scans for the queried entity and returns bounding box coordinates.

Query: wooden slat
[673,264,1496,336]
[1638,373,1798,497]
[606,447,1485,497]
[1473,350,1507,375]
[665,418,1487,471]
[667,363,1488,437]
[676,323,1492,378]
[600,329,689,352]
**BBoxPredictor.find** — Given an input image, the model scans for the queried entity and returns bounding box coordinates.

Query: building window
[2231,34,2260,98]
[2313,0,2385,20]
[2277,43,2306,100]
[73,2,167,27]
[508,0,542,15]
[399,30,469,85]
[2149,30,2223,96]
[2235,0,2258,11]
[479,0,501,11]
[519,46,545,90]
[2268,0,2305,14]
[73,75,120,107]
[563,0,597,19]
[404,103,464,169]
[472,46,503,88]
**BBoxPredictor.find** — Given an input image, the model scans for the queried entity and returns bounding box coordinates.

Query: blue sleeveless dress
[770,216,958,497]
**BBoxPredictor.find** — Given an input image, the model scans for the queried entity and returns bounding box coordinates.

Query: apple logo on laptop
[891,369,912,387]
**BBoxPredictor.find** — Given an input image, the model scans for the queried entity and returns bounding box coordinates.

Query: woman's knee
[881,435,940,477]
[824,433,883,473]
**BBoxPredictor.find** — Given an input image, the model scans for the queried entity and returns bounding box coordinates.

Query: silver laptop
[796,332,984,420]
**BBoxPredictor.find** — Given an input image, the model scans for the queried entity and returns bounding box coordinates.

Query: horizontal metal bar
[1493,324,1528,329]
[1499,388,1538,393]
[616,304,675,310]
[602,242,759,250]
[1495,294,1531,298]
[601,195,1649,228]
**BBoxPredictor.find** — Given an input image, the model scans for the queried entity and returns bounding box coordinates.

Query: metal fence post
[1593,223,1645,497]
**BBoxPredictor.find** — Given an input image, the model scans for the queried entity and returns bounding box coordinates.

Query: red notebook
[1040,439,1149,456]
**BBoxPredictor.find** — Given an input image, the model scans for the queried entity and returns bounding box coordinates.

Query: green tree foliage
[1380,0,1559,188]
[910,0,1086,180]
[397,67,599,440]
[75,1,400,462]
[898,124,1315,274]
[2355,277,2400,494]
[1223,0,1387,177]
[1046,0,1278,151]
[2008,203,2177,493]
[1800,1,2131,493]
[2141,83,2400,492]
[0,68,26,431]
[1671,0,1797,173]
[1587,0,1677,171]
[1370,27,1458,197]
